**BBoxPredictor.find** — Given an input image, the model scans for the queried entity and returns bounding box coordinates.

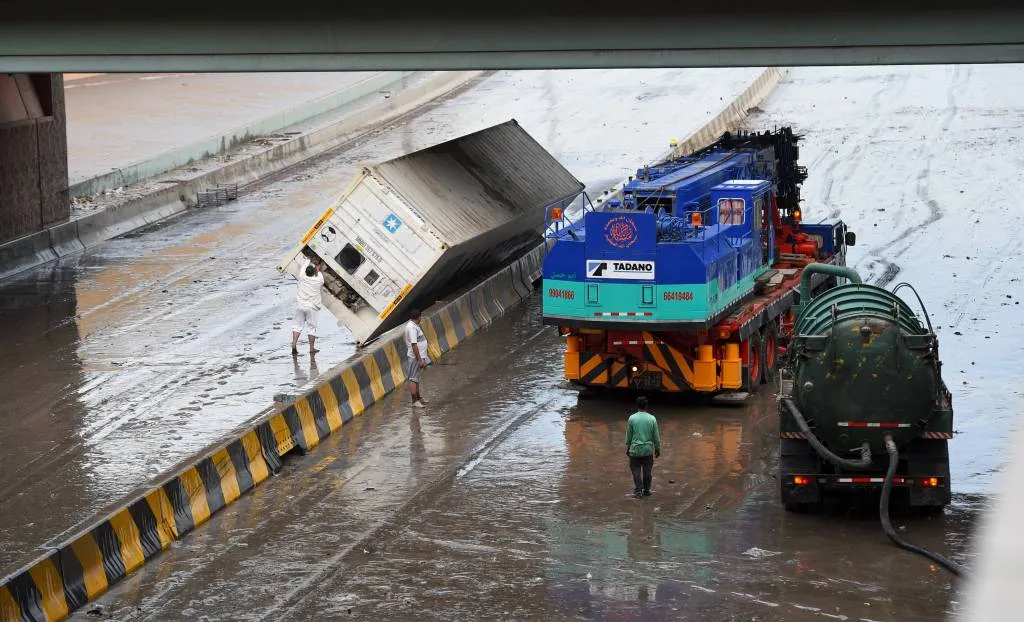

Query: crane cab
[709,179,774,279]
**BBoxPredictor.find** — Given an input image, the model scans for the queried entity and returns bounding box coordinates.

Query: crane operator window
[718,198,745,225]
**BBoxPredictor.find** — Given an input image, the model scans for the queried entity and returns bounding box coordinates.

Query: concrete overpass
[3,1,1024,71]
[4,0,1024,246]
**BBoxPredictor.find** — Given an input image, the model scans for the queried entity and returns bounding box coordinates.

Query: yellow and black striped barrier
[0,244,545,622]
[0,428,277,621]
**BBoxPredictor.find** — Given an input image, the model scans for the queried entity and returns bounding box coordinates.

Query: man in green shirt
[626,396,661,499]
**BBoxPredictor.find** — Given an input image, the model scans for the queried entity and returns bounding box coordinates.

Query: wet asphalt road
[745,65,1024,495]
[73,294,976,621]
[0,67,764,578]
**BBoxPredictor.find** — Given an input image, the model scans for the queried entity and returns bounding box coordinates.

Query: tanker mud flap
[780,438,822,510]
[904,438,952,508]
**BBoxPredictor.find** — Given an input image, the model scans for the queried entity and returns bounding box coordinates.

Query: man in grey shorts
[405,309,430,408]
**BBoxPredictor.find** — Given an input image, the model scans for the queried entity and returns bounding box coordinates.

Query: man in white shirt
[404,309,430,408]
[292,255,325,356]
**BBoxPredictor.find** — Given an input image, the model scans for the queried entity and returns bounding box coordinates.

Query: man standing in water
[405,309,430,408]
[291,255,324,356]
[626,396,661,499]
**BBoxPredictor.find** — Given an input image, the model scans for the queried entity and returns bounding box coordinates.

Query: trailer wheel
[761,321,779,386]
[742,332,763,391]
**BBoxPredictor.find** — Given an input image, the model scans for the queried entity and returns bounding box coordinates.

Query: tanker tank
[278,120,585,345]
[786,265,951,455]
[778,263,962,576]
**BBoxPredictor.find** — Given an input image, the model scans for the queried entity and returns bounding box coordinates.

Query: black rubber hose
[782,398,873,470]
[781,398,965,577]
[880,434,965,578]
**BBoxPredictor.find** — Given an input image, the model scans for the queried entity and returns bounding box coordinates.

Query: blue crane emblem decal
[383,213,402,234]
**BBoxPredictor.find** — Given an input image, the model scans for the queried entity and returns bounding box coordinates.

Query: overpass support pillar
[0,73,68,245]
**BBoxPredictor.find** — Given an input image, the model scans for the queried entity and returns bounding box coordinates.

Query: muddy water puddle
[306,393,977,621]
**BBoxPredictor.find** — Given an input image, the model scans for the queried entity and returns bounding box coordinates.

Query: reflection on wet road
[305,394,974,621]
[0,67,765,576]
[75,294,976,621]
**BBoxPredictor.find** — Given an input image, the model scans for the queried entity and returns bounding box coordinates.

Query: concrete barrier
[46,222,85,259]
[590,67,784,212]
[0,70,485,282]
[0,426,280,622]
[666,67,783,160]
[67,72,419,198]
[0,233,56,278]
[508,260,530,300]
[0,69,786,622]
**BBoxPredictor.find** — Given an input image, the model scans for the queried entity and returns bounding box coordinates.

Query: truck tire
[742,332,763,392]
[761,320,779,387]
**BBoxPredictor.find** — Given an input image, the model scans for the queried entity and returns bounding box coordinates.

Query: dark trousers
[629,455,654,494]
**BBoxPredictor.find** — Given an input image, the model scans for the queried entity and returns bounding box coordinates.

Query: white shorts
[293,306,318,335]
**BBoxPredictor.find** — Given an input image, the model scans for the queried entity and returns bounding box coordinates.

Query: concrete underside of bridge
[0,2,1021,246]
[0,74,68,246]
[1,1,1024,71]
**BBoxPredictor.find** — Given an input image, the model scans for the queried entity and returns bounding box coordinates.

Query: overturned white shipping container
[278,120,585,345]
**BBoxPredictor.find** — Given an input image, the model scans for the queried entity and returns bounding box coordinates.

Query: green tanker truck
[777,266,964,577]
[778,264,955,513]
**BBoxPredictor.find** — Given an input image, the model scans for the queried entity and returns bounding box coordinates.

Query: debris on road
[743,547,782,559]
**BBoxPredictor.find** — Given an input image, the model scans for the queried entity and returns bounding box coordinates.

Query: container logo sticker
[604,215,639,249]
[586,260,655,280]
[320,225,337,243]
[383,213,402,234]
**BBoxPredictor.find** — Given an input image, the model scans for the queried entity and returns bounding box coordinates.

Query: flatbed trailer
[555,248,847,395]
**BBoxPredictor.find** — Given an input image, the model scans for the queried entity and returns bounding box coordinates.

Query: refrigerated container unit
[278,119,585,345]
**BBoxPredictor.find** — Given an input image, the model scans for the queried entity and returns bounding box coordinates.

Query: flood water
[73,295,978,621]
